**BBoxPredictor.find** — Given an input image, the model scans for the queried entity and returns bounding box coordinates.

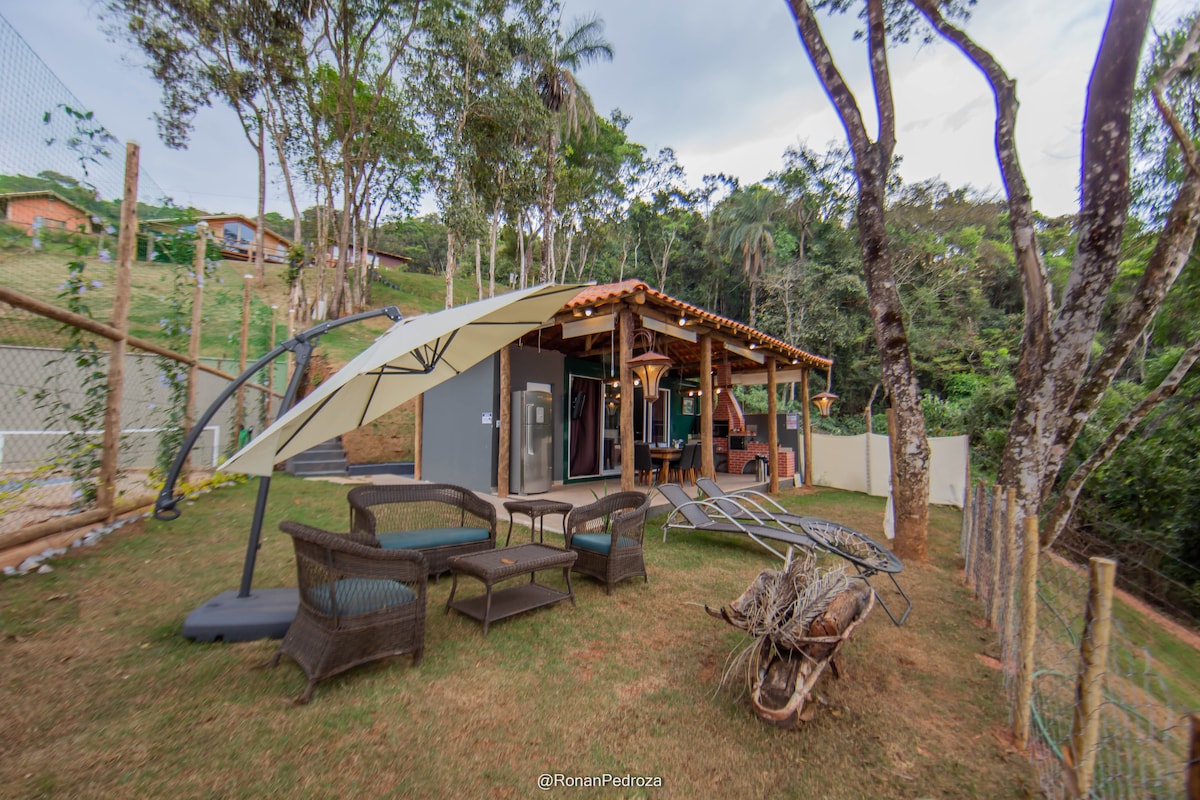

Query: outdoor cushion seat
[569,533,641,555]
[376,527,490,551]
[564,492,651,594]
[347,484,498,578]
[270,521,427,703]
[306,577,416,616]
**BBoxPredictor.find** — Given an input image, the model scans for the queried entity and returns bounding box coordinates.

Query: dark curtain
[569,378,600,477]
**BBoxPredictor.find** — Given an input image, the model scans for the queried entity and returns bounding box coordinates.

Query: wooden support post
[497,345,511,498]
[1002,488,1019,654]
[767,357,779,492]
[987,484,1005,625]
[801,368,813,487]
[699,333,714,480]
[413,394,423,480]
[1070,557,1117,798]
[619,306,635,492]
[97,141,138,515]
[886,407,899,535]
[1014,515,1040,751]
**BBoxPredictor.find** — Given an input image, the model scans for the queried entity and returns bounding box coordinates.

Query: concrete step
[286,437,347,477]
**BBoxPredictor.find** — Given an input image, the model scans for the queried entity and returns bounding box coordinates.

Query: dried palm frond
[709,553,850,694]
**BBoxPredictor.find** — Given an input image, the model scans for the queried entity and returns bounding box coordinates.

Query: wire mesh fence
[963,482,1199,799]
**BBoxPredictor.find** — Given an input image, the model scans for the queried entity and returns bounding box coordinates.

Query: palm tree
[716,185,782,327]
[532,14,612,282]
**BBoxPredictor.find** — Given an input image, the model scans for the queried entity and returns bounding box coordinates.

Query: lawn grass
[0,480,1041,799]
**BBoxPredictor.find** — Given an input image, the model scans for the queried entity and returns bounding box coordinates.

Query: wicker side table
[502,499,573,546]
[445,544,577,635]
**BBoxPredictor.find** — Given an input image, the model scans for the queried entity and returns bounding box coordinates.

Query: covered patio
[414,280,833,499]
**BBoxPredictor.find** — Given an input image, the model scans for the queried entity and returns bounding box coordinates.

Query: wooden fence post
[1014,515,1040,751]
[97,141,138,516]
[987,484,1004,623]
[235,272,253,438]
[1070,557,1117,798]
[183,221,207,474]
[1002,488,1019,658]
[1187,713,1199,800]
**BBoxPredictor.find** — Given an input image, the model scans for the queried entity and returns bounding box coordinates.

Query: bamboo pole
[1070,557,1117,798]
[97,142,138,514]
[987,484,1005,625]
[767,357,779,492]
[700,333,714,479]
[497,345,511,498]
[1014,515,1040,751]
[801,367,812,486]
[0,286,275,392]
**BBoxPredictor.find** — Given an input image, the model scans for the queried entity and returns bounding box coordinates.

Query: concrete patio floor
[364,470,779,536]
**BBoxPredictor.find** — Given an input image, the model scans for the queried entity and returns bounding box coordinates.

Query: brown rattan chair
[268,521,427,704]
[347,483,497,578]
[564,491,651,594]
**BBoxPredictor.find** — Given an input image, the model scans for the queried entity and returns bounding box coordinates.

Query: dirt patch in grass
[0,480,1051,798]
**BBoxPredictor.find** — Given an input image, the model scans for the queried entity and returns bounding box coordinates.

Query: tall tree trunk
[788,0,929,559]
[488,197,501,297]
[541,128,559,283]
[474,238,482,300]
[254,117,267,285]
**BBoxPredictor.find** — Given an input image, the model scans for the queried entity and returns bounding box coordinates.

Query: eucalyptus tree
[912,1,1200,547]
[104,0,307,284]
[296,0,425,319]
[526,8,613,282]
[715,184,783,329]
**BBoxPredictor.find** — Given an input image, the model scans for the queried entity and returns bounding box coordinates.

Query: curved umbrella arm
[154,306,402,521]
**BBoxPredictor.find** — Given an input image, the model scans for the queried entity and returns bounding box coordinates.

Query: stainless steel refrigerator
[511,389,553,494]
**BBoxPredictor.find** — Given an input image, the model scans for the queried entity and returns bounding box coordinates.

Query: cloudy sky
[0,0,1153,218]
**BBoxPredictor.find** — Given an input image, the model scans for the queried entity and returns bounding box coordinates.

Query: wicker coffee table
[445,544,577,635]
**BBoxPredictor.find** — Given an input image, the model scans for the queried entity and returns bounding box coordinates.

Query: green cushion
[307,578,415,615]
[376,527,490,550]
[571,534,640,555]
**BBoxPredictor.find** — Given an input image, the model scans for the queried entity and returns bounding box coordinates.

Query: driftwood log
[707,569,875,729]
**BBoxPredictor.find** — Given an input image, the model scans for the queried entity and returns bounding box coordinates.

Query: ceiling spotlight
[748,342,758,350]
[584,306,594,317]
[678,315,687,326]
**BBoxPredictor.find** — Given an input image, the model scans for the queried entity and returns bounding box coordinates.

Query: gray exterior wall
[419,346,568,491]
[420,355,500,493]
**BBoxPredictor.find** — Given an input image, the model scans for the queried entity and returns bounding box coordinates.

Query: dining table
[648,446,682,484]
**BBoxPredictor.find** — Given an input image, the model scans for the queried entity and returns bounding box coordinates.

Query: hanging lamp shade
[629,349,673,401]
[811,391,839,417]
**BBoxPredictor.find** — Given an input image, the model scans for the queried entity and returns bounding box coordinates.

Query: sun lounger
[658,483,816,561]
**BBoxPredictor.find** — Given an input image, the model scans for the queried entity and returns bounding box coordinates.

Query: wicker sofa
[347,484,497,577]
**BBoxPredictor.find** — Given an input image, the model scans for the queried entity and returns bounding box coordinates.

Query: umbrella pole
[237,337,313,598]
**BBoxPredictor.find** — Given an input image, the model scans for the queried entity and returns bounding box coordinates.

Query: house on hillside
[0,191,95,235]
[326,244,412,270]
[143,214,293,264]
[417,279,833,496]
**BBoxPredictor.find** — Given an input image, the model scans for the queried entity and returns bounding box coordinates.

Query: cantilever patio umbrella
[219,282,582,477]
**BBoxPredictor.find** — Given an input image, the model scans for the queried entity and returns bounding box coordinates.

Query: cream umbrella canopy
[219,283,582,477]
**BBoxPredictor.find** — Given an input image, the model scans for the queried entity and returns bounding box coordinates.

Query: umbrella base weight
[182,588,298,643]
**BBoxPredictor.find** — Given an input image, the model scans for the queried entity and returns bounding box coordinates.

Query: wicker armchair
[269,521,427,704]
[564,491,651,594]
[347,484,497,577]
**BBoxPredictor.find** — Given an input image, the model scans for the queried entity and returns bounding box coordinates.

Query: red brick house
[0,191,95,235]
